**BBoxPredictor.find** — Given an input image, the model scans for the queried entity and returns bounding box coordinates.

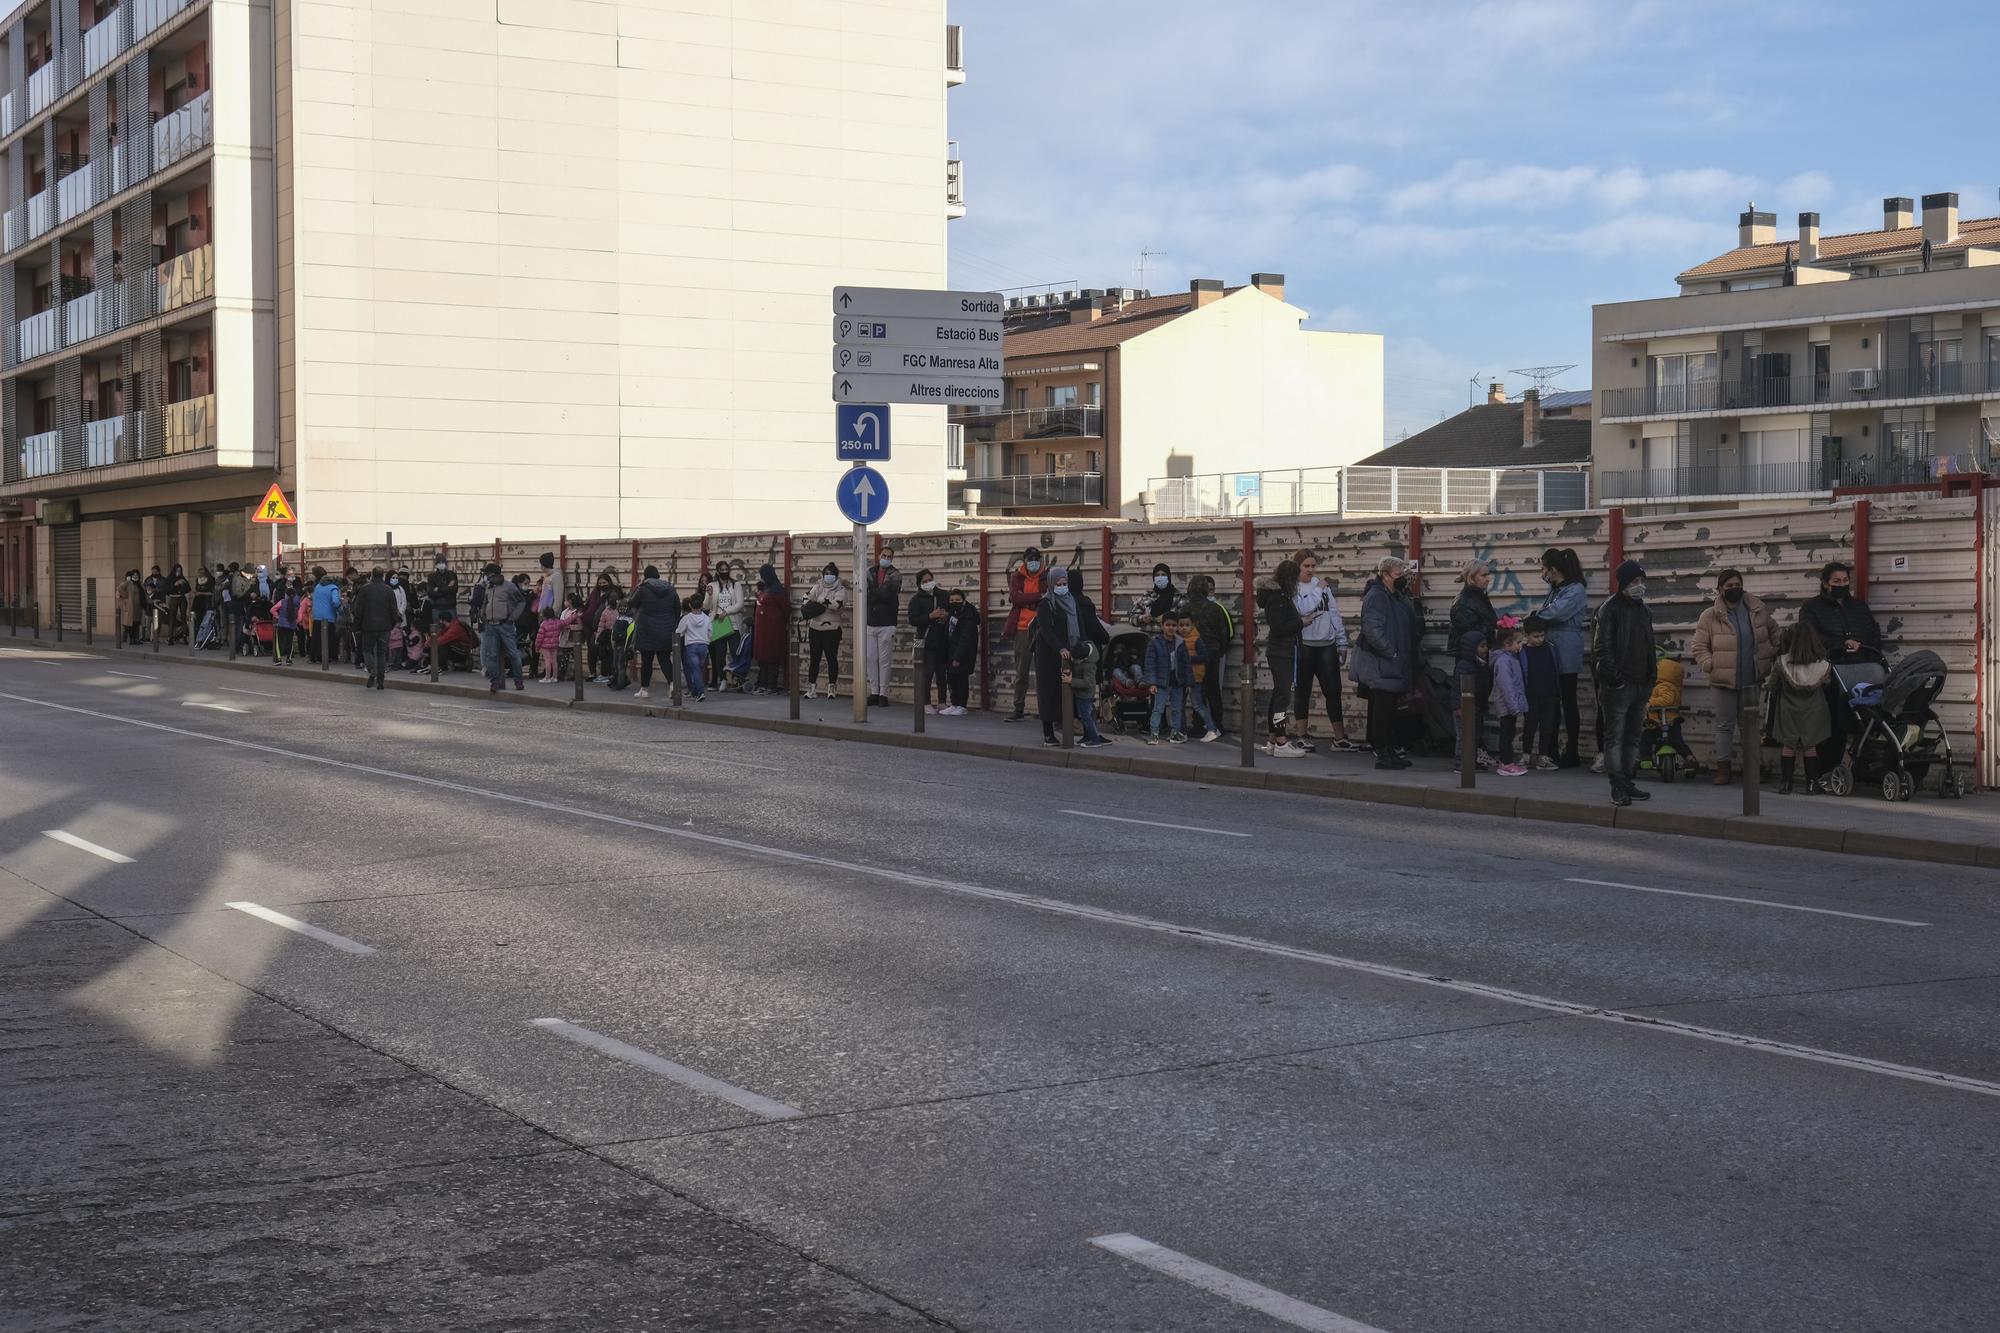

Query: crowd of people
[127,539,1889,805]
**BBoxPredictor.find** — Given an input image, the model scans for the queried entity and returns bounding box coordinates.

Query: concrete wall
[1116,289,1381,518]
[286,0,951,545]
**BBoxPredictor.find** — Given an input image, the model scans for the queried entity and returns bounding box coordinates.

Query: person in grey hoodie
[1290,548,1355,752]
[477,563,529,692]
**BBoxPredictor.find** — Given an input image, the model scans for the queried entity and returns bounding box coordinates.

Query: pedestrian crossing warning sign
[252,483,297,525]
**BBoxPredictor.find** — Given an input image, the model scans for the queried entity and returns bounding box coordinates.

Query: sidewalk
[17,635,2000,871]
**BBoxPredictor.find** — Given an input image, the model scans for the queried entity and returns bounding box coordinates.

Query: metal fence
[1144,465,1590,520]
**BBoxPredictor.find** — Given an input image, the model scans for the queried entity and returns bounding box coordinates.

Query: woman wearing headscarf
[750,563,790,694]
[1142,562,1178,624]
[1031,565,1108,747]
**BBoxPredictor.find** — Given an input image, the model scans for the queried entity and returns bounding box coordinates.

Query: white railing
[26,62,55,116]
[1,92,14,136]
[26,190,51,240]
[1144,464,1594,520]
[16,307,57,361]
[19,429,60,478]
[2,207,15,252]
[84,416,126,467]
[152,89,212,172]
[133,0,195,41]
[56,162,100,221]
[63,287,120,345]
[83,14,126,75]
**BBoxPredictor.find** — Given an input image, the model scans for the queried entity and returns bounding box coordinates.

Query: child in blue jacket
[1489,623,1529,776]
[1144,616,1192,744]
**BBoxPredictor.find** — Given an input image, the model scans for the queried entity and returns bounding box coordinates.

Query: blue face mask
[879,557,892,568]
[1052,583,1071,598]
[1026,560,1041,572]
[1153,575,1168,589]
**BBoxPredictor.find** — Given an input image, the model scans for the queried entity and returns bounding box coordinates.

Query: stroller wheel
[1896,770,1916,802]
[1820,763,1853,798]
[1879,771,1902,802]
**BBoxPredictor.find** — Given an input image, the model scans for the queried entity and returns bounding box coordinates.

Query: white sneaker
[1590,753,1607,774]
[804,686,818,700]
[633,688,650,699]
[942,705,966,716]
[925,703,942,714]
[1263,740,1305,758]
[1200,730,1221,743]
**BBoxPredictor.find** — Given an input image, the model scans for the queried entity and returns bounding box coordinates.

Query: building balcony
[83,12,126,75]
[56,160,103,222]
[163,392,215,455]
[1599,459,1839,502]
[16,307,57,360]
[24,189,52,241]
[951,472,1104,509]
[63,286,124,344]
[1600,360,2000,422]
[134,0,198,40]
[945,24,965,85]
[153,90,213,174]
[26,62,56,117]
[83,414,142,468]
[159,242,213,312]
[945,142,964,218]
[18,429,60,478]
[1,92,14,136]
[951,404,1102,445]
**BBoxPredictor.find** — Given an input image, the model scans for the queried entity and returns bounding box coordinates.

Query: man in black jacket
[863,545,902,707]
[352,569,401,690]
[1798,559,1881,756]
[1592,558,1657,807]
[427,555,459,626]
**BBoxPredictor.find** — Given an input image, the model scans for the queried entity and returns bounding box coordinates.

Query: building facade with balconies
[1592,194,2000,507]
[0,0,960,627]
[951,275,1382,520]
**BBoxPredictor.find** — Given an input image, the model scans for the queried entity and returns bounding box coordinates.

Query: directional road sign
[836,403,891,461]
[835,465,889,526]
[834,343,1003,376]
[834,314,1005,350]
[833,372,1004,407]
[834,286,1005,321]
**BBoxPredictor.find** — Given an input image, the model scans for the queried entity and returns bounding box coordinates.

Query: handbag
[712,614,736,638]
[801,599,826,621]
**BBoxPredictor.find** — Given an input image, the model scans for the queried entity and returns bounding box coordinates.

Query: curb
[13,636,1997,872]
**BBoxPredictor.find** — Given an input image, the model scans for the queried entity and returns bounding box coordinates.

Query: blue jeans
[1149,685,1184,736]
[480,623,523,685]
[1074,692,1104,743]
[683,641,710,696]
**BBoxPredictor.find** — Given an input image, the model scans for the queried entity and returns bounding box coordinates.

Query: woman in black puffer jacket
[1254,559,1306,756]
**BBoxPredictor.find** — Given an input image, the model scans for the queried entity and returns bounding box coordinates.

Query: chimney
[1250,272,1285,301]
[1066,294,1102,324]
[1486,381,1507,405]
[1798,212,1820,263]
[1737,203,1776,247]
[1884,196,1914,231]
[1521,388,1541,449]
[1922,192,1959,245]
[1190,277,1224,308]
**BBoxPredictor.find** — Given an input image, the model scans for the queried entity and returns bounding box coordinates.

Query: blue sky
[944,0,2000,445]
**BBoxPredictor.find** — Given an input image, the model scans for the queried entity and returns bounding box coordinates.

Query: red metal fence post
[492,538,502,569]
[1406,516,1424,597]
[699,535,709,582]
[977,530,992,712]
[1852,499,1871,600]
[1099,526,1112,616]
[630,539,639,590]
[1607,507,1625,585]
[341,541,350,576]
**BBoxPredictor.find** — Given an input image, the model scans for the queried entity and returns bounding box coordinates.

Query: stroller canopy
[1876,650,1947,717]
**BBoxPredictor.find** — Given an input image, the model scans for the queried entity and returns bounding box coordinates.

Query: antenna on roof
[1508,364,1577,396]
[1468,373,1484,409]
[1136,247,1165,292]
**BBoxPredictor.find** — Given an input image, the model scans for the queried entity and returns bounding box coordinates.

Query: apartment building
[1593,194,2000,506]
[0,0,963,628]
[950,274,1382,520]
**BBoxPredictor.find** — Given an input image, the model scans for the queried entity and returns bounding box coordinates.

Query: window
[1012,387,1027,410]
[1084,382,1101,406]
[168,355,195,401]
[1882,407,1935,473]
[1046,384,1078,408]
[1914,316,1963,393]
[1086,450,1099,472]
[1651,351,1718,412]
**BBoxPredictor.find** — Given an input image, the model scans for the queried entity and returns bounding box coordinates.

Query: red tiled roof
[1001,288,1245,360]
[1677,214,2000,281]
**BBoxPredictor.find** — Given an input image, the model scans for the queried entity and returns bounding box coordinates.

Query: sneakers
[925,703,943,714]
[1004,712,1026,722]
[1589,753,1608,774]
[1533,755,1559,771]
[512,678,525,691]
[1144,733,1161,746]
[1199,730,1221,743]
[690,692,706,702]
[1168,732,1187,745]
[804,686,818,700]
[1295,737,1317,753]
[1042,735,1061,748]
[1375,753,1411,770]
[1626,785,1651,801]
[633,688,650,700]
[940,705,967,717]
[1262,739,1306,759]
[1077,736,1112,749]
[1496,762,1527,777]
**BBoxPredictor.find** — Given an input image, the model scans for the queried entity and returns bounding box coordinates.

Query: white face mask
[921,580,937,594]
[822,572,837,585]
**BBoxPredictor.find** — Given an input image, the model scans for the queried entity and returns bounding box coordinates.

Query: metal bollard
[572,630,584,703]
[789,615,801,721]
[1741,687,1761,817]
[320,621,331,671]
[1459,676,1477,789]
[670,633,684,707]
[1061,658,1074,749]
[56,599,63,643]
[153,607,161,653]
[1239,662,1254,768]
[914,652,927,734]
[85,583,95,646]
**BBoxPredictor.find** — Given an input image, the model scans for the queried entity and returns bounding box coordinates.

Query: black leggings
[1265,637,1299,736]
[1558,672,1582,760]
[1366,686,1398,754]
[808,628,841,684]
[923,649,949,704]
[1293,643,1344,731]
[637,648,673,689]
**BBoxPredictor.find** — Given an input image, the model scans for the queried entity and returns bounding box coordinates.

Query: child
[402,623,428,672]
[1179,613,1220,741]
[1522,615,1561,770]
[535,605,570,682]
[1143,614,1191,744]
[1765,622,1833,794]
[270,581,302,666]
[1648,641,1697,769]
[1489,624,1528,776]
[1064,638,1110,748]
[942,588,980,716]
[1454,629,1493,769]
[677,594,713,701]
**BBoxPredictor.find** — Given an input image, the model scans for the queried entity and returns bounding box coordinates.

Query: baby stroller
[193,609,219,650]
[1818,648,1969,801]
[1100,627,1152,734]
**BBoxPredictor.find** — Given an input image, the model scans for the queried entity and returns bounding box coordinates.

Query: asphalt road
[3,647,1998,1332]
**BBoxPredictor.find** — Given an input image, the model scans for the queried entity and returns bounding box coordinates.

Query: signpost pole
[789,612,801,722]
[852,516,868,724]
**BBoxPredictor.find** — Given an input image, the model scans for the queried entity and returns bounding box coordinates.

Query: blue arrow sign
[835,465,889,526]
[836,403,891,460]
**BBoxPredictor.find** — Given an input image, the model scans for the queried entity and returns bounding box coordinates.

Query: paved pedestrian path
[19,637,2000,869]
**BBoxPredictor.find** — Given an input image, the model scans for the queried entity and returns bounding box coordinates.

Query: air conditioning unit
[1025,295,1043,308]
[1116,288,1136,301]
[1847,368,1879,392]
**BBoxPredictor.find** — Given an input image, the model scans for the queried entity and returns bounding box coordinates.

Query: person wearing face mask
[387,569,408,627]
[1351,556,1419,769]
[1535,547,1589,767]
[1032,564,1109,746]
[750,563,790,694]
[427,555,460,626]
[801,563,848,699]
[1143,563,1178,624]
[1797,559,1881,761]
[864,545,902,707]
[1692,568,1778,785]
[1592,559,1658,807]
[706,562,745,688]
[626,564,681,699]
[907,568,951,712]
[1004,546,1048,721]
[941,587,980,716]
[116,569,144,644]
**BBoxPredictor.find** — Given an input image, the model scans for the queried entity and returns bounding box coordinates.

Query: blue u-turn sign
[835,466,889,526]
[836,403,891,461]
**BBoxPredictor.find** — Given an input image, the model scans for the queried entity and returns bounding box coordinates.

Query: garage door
[53,524,80,630]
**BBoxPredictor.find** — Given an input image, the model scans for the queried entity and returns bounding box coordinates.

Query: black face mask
[1392,576,1410,593]
[1829,585,1850,602]
[1722,587,1744,605]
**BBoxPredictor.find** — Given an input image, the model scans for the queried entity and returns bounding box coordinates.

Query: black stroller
[1099,625,1152,734]
[1817,648,1970,801]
